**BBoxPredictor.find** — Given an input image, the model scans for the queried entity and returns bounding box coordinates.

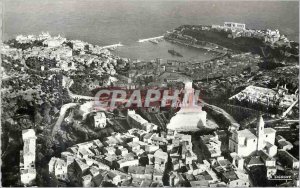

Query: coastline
[164,36,229,55]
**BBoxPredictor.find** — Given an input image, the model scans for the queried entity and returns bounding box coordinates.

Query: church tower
[256,115,265,151]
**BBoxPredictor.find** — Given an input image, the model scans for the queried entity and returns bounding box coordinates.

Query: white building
[43,35,66,47]
[229,116,277,157]
[20,129,37,185]
[48,157,68,181]
[264,29,281,44]
[153,149,168,171]
[127,110,157,132]
[94,112,107,129]
[70,40,87,51]
[224,22,246,30]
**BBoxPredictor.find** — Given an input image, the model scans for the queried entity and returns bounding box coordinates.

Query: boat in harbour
[168,49,183,57]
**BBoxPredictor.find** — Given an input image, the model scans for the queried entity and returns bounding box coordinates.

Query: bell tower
[256,115,265,151]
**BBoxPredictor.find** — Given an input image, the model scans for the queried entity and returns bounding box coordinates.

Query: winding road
[51,103,78,136]
[51,77,106,137]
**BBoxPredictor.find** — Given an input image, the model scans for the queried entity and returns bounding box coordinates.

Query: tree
[34,111,43,125]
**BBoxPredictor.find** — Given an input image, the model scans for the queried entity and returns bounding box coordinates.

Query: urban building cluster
[48,110,300,187]
[212,22,290,45]
[229,85,298,111]
[1,28,298,187]
[228,116,299,186]
[1,33,129,99]
[187,53,261,80]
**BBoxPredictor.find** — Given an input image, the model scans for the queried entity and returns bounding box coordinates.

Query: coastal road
[65,78,94,101]
[51,103,78,137]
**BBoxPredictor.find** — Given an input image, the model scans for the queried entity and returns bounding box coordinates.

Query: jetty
[138,36,164,43]
[102,42,123,49]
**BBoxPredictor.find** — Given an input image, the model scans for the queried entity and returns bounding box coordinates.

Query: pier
[102,42,123,49]
[138,36,164,43]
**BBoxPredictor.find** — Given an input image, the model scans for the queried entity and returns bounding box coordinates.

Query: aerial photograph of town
[1,0,299,187]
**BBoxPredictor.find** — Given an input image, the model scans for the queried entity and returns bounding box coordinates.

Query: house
[127,110,148,129]
[185,173,195,181]
[89,166,100,177]
[276,135,293,151]
[278,150,299,169]
[145,165,154,180]
[175,133,192,143]
[94,112,107,129]
[141,179,153,187]
[78,147,94,159]
[246,156,264,168]
[145,145,159,154]
[131,178,144,187]
[170,146,181,158]
[185,150,197,165]
[278,140,293,151]
[230,153,245,170]
[144,122,158,132]
[92,170,108,187]
[70,40,87,51]
[117,147,129,156]
[112,170,131,183]
[153,149,168,171]
[221,170,249,187]
[81,174,92,187]
[116,158,139,169]
[190,180,209,187]
[103,146,116,155]
[200,134,222,158]
[20,169,37,186]
[132,148,145,156]
[169,171,185,186]
[186,162,202,175]
[153,168,164,183]
[151,135,168,146]
[128,166,146,179]
[93,139,104,148]
[73,158,90,178]
[107,171,122,186]
[94,160,110,170]
[48,157,68,181]
[127,141,141,151]
[103,155,118,168]
[143,133,154,143]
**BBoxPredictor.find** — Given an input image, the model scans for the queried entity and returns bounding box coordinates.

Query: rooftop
[264,128,276,134]
[237,129,257,139]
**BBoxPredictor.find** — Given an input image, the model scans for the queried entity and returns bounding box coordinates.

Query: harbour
[113,39,216,62]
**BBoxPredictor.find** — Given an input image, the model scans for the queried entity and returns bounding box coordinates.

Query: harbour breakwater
[138,36,164,43]
[165,36,229,54]
[102,42,124,50]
